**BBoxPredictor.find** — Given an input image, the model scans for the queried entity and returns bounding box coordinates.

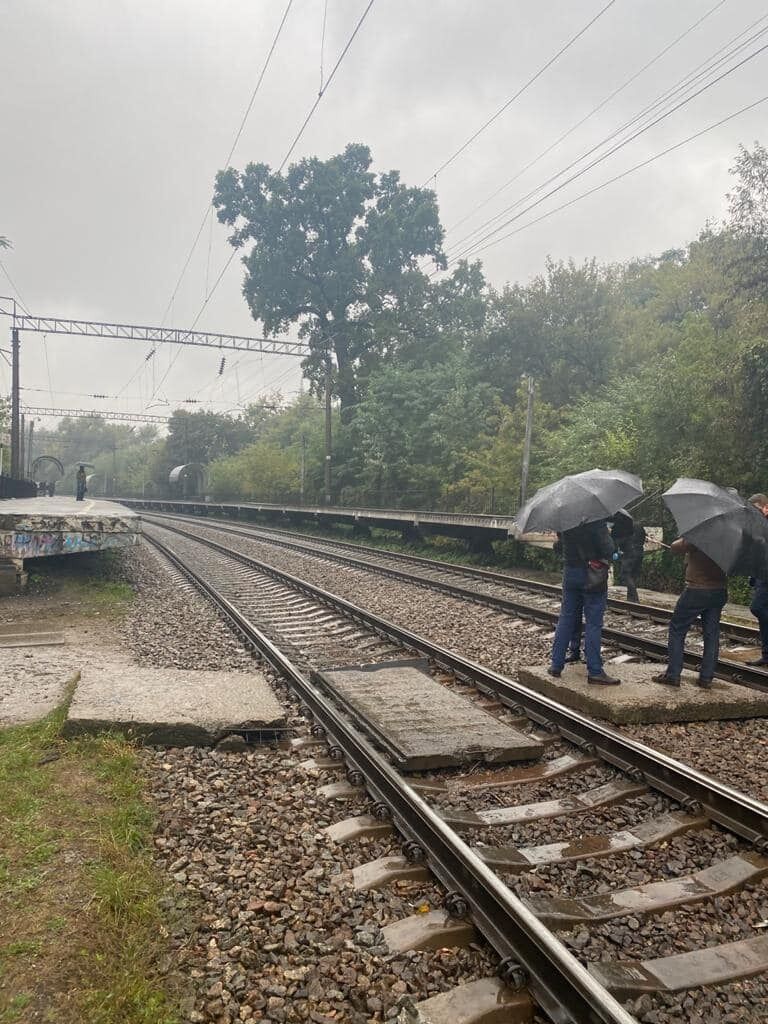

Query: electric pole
[520,374,535,509]
[10,327,20,478]
[300,434,307,505]
[27,419,35,478]
[324,350,332,505]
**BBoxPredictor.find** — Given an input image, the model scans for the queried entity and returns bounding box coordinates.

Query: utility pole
[112,441,117,496]
[27,419,35,478]
[19,413,25,482]
[520,374,535,509]
[300,434,307,505]
[10,327,20,478]
[324,350,332,506]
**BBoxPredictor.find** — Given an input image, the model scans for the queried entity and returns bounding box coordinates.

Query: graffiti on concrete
[1,530,139,559]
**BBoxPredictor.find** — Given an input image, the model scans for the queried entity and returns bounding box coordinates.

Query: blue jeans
[751,581,768,659]
[667,587,727,681]
[551,566,607,676]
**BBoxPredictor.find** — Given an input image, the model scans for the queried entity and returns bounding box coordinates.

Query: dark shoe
[588,672,620,686]
[746,659,768,667]
[653,673,681,687]
[697,677,713,689]
[564,650,582,664]
[547,668,562,679]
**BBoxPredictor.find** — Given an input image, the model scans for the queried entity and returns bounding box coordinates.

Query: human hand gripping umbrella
[515,468,644,535]
[662,478,768,577]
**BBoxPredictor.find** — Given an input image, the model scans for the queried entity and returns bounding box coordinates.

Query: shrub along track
[142,518,768,1024]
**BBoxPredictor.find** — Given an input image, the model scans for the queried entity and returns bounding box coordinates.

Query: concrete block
[314,659,543,770]
[519,662,768,725]
[64,664,284,745]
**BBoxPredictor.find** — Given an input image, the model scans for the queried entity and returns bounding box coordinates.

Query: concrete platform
[0,498,140,579]
[519,662,768,725]
[64,664,285,745]
[313,658,543,770]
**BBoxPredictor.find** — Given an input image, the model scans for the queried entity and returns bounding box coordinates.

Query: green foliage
[214,143,448,419]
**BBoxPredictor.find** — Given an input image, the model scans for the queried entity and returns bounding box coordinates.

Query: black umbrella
[515,469,644,534]
[662,478,768,577]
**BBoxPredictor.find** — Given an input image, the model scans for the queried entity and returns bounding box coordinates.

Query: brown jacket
[670,539,726,590]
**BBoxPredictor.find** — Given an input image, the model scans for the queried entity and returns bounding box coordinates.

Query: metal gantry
[22,406,172,425]
[0,296,310,477]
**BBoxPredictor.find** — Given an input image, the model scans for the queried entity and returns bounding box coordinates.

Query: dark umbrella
[515,469,644,534]
[662,478,768,577]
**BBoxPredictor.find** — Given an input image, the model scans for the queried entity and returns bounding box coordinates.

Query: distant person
[47,480,55,497]
[654,538,727,689]
[549,519,620,685]
[747,493,768,667]
[619,522,646,602]
[75,465,87,502]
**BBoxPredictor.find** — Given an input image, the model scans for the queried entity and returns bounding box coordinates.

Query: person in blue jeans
[654,539,727,689]
[747,494,768,667]
[549,519,619,685]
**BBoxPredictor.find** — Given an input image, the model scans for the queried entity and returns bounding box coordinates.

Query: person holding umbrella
[747,493,768,668]
[516,469,644,686]
[655,479,768,688]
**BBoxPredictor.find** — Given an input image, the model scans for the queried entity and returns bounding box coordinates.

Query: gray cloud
[1,0,766,421]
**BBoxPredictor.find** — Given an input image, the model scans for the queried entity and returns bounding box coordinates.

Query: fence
[0,475,38,499]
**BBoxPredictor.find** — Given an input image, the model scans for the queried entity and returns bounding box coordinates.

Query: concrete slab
[414,977,534,1024]
[0,497,140,564]
[519,662,768,725]
[313,659,543,770]
[64,665,285,745]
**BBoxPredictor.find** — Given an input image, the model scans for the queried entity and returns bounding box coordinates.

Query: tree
[727,142,768,298]
[0,237,9,249]
[213,143,446,421]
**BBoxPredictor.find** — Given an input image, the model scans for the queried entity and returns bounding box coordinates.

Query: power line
[465,93,768,258]
[278,0,377,172]
[443,0,730,240]
[0,260,31,315]
[158,0,295,328]
[420,0,618,188]
[447,32,768,266]
[447,15,768,262]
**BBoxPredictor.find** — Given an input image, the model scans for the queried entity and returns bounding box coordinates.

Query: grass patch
[0,706,180,1024]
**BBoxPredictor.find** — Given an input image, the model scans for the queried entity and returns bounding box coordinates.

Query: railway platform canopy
[0,497,141,592]
[119,497,519,544]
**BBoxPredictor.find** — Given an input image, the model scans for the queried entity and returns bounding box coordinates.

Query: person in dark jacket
[618,523,646,602]
[75,465,87,502]
[747,494,768,667]
[654,539,727,689]
[549,519,619,685]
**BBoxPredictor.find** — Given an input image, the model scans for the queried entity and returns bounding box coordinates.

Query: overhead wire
[154,0,378,413]
[420,0,618,188]
[463,93,768,259]
[443,0,730,240]
[446,29,768,266]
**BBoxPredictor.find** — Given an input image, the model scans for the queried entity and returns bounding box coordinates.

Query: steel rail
[143,512,768,690]
[146,519,768,847]
[143,527,639,1024]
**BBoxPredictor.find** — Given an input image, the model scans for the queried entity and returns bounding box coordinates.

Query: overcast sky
[1,0,766,427]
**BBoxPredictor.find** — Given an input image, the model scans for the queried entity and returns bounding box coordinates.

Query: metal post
[19,413,25,481]
[27,419,35,478]
[324,351,332,506]
[520,374,535,508]
[300,434,306,505]
[10,327,20,478]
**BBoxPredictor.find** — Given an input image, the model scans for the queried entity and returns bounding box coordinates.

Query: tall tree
[213,143,446,421]
[727,142,768,298]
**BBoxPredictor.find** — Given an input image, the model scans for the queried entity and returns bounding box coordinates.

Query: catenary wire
[420,0,618,187]
[465,94,768,258]
[444,0,729,240]
[447,15,768,261]
[447,34,768,266]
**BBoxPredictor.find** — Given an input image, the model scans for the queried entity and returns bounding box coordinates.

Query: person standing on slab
[654,539,727,689]
[75,465,87,502]
[549,519,620,686]
[747,493,768,667]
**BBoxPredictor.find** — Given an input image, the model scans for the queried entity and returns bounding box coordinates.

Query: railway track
[143,518,768,1024]
[143,511,768,690]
